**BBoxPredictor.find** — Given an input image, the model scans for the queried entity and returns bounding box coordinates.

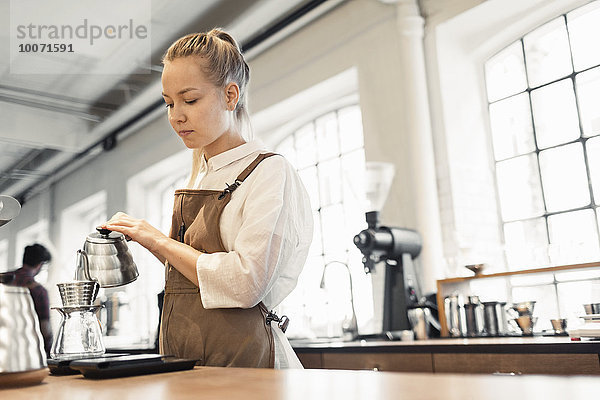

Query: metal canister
[496,302,509,335]
[464,296,485,337]
[483,301,499,336]
[0,284,47,374]
[444,295,466,337]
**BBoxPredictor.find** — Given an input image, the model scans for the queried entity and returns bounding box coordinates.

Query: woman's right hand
[101,212,167,254]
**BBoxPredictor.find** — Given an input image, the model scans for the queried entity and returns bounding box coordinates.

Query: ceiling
[0,0,342,203]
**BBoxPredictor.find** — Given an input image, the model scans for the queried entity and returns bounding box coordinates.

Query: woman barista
[102,29,313,368]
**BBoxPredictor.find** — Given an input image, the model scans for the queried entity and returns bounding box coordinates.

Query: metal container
[464,297,485,337]
[407,307,431,340]
[512,301,536,316]
[583,303,600,315]
[483,301,499,336]
[550,318,567,334]
[514,315,537,335]
[0,284,47,374]
[444,295,466,337]
[496,302,509,335]
[57,280,99,306]
[76,228,138,287]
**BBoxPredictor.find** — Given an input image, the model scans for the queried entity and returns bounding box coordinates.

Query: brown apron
[159,153,277,368]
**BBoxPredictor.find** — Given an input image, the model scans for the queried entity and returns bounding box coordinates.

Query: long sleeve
[195,155,313,309]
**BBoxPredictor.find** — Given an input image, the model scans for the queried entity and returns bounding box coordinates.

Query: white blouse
[190,140,313,368]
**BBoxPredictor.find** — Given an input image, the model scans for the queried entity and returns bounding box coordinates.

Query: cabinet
[293,338,600,375]
[298,350,600,375]
[298,351,433,372]
[433,353,600,375]
[321,353,433,372]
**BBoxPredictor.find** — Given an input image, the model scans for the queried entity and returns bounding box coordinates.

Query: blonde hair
[162,28,252,187]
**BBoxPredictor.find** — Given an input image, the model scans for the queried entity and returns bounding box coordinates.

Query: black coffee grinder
[351,162,423,332]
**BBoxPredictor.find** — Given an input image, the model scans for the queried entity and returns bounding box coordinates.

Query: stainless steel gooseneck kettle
[75,227,139,287]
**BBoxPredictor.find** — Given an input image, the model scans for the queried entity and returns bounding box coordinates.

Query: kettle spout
[75,249,92,281]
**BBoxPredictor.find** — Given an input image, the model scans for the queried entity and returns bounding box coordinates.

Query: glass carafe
[50,305,105,360]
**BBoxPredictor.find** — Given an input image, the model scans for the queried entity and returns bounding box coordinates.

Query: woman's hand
[102,212,202,285]
[101,212,166,254]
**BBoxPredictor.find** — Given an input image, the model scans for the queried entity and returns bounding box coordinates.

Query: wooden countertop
[291,336,600,353]
[3,366,600,400]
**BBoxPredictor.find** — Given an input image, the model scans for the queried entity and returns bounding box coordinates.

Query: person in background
[102,28,313,368]
[12,243,53,356]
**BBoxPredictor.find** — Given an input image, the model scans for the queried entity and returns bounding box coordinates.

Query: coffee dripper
[510,301,537,336]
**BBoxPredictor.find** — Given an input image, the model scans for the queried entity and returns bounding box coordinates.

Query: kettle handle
[76,249,93,281]
[96,226,131,241]
[97,227,112,236]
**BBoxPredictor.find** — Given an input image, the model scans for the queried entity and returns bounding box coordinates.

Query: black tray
[48,353,129,375]
[69,354,197,379]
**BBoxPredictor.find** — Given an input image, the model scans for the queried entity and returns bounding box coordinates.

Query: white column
[393,0,445,294]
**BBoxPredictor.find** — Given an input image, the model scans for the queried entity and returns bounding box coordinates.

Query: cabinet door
[322,352,433,372]
[297,352,322,369]
[433,353,600,375]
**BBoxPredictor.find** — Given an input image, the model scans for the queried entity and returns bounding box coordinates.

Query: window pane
[489,93,535,160]
[586,137,600,200]
[548,209,600,265]
[539,143,590,212]
[298,166,320,211]
[496,154,545,221]
[531,78,580,149]
[339,105,364,153]
[321,203,347,255]
[523,17,573,87]
[318,158,342,206]
[294,123,317,169]
[555,268,600,282]
[575,66,600,138]
[557,281,596,326]
[341,150,367,250]
[511,284,557,332]
[567,1,600,71]
[308,211,322,257]
[0,240,7,272]
[316,112,340,161]
[485,41,527,102]
[341,149,366,208]
[504,218,549,270]
[276,135,297,168]
[510,273,554,286]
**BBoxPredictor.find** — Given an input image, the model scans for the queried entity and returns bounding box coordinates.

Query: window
[0,239,8,272]
[486,1,600,269]
[484,1,600,330]
[275,104,374,338]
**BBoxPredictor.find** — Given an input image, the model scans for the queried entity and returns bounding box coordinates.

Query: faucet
[320,261,359,340]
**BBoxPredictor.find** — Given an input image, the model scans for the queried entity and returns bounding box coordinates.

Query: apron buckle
[218,180,242,200]
[266,310,290,333]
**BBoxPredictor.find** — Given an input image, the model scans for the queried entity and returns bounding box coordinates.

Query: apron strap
[218,153,278,200]
[236,152,278,182]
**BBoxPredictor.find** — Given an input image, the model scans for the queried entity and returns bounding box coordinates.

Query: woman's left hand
[101,212,166,253]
